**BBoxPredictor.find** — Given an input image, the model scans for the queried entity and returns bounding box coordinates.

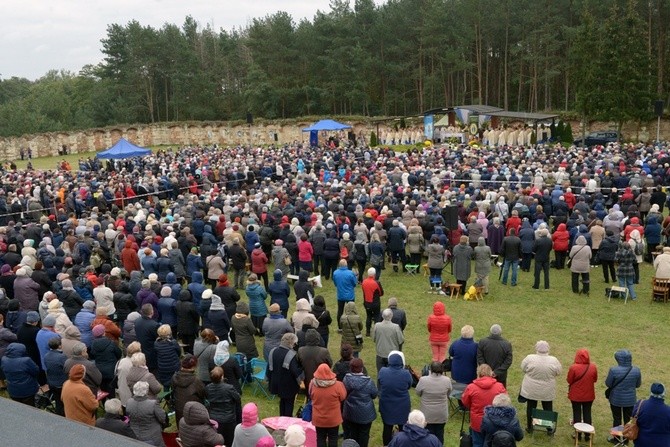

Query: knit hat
[126,312,141,322]
[160,286,172,297]
[274,239,283,246]
[91,325,105,338]
[141,279,150,288]
[42,315,57,327]
[83,300,96,310]
[69,364,86,381]
[651,382,666,398]
[110,267,121,277]
[284,424,306,447]
[217,273,229,286]
[242,403,259,428]
[269,303,281,313]
[26,311,40,323]
[202,289,213,300]
[148,273,158,282]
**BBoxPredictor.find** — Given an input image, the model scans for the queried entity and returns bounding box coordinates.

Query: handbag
[442,357,452,372]
[459,410,473,447]
[517,392,528,403]
[301,385,313,422]
[605,366,633,399]
[622,400,644,441]
[345,317,363,346]
[284,255,292,266]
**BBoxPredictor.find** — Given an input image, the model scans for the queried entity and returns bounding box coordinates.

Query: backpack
[634,240,644,256]
[340,246,349,260]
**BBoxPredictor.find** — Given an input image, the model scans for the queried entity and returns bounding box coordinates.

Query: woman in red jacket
[567,348,598,443]
[298,234,314,273]
[551,223,570,269]
[462,364,507,447]
[426,301,452,363]
[310,363,347,447]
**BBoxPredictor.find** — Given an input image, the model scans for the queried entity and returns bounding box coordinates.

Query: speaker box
[246,112,253,124]
[442,205,459,230]
[655,100,664,117]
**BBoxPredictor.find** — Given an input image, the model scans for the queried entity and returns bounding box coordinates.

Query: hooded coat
[113,282,137,324]
[178,401,224,447]
[569,235,592,273]
[340,301,363,353]
[262,314,293,361]
[480,405,524,447]
[378,353,413,425]
[567,349,598,402]
[245,282,267,317]
[474,238,492,276]
[172,369,206,429]
[310,363,347,428]
[176,290,200,338]
[73,308,95,347]
[293,270,314,301]
[207,296,231,342]
[452,242,473,281]
[188,272,206,311]
[426,301,451,343]
[462,375,507,432]
[551,223,570,252]
[268,270,291,312]
[298,329,333,389]
[126,395,167,447]
[632,395,670,446]
[605,349,642,407]
[1,342,39,398]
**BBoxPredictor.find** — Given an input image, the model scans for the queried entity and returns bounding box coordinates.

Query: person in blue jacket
[342,357,378,447]
[448,324,479,401]
[633,382,670,447]
[605,349,642,440]
[1,342,39,406]
[387,410,441,447]
[157,286,178,335]
[480,393,524,447]
[268,269,291,318]
[44,337,67,415]
[378,352,413,446]
[187,272,206,312]
[333,259,357,331]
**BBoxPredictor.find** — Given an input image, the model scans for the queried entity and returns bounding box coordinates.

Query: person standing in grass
[615,241,637,300]
[567,348,598,444]
[605,349,642,441]
[519,341,562,434]
[426,302,451,363]
[477,324,513,388]
[462,364,507,447]
[452,235,473,295]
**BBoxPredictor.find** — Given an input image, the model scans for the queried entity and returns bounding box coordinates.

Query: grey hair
[382,308,393,321]
[281,332,298,347]
[133,381,149,397]
[131,352,147,367]
[461,325,475,338]
[104,398,123,415]
[72,342,87,356]
[492,393,513,407]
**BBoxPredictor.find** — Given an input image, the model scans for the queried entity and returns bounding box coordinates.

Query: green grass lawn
[244,261,661,447]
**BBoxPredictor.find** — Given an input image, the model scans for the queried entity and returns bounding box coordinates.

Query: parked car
[573,131,621,147]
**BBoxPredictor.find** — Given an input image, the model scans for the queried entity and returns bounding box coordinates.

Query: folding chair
[531,408,558,440]
[609,426,626,446]
[405,264,419,275]
[234,352,251,388]
[250,358,274,399]
[608,286,629,304]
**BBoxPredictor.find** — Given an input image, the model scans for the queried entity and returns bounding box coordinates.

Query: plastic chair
[531,408,558,440]
[250,358,273,399]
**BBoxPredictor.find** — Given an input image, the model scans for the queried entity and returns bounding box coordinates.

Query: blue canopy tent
[96,138,152,159]
[302,119,352,146]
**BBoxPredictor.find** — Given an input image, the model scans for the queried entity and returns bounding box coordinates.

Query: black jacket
[500,236,522,261]
[113,284,137,323]
[57,289,84,320]
[205,381,241,424]
[228,244,247,270]
[212,285,240,320]
[95,413,137,439]
[268,345,303,399]
[89,336,122,379]
[476,334,513,384]
[175,290,200,337]
[134,316,160,370]
[532,236,553,263]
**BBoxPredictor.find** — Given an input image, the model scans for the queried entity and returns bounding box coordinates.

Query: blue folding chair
[250,358,273,399]
[234,352,252,389]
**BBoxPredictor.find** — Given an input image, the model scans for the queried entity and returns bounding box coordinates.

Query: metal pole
[658,115,661,143]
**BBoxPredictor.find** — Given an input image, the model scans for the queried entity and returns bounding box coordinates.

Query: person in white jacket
[519,340,562,434]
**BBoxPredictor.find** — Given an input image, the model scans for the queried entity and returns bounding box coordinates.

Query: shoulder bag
[605,366,633,399]
[622,399,644,441]
[567,244,586,268]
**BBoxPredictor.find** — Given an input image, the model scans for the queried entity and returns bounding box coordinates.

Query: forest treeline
[0,0,667,138]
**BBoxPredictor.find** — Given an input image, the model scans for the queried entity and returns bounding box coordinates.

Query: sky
[1,0,382,81]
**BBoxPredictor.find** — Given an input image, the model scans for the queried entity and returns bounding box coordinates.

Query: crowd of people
[1,138,670,446]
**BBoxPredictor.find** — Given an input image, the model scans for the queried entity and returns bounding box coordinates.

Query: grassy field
[239,262,660,447]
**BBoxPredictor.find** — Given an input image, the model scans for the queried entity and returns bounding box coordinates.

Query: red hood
[432,301,445,316]
[574,348,590,364]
